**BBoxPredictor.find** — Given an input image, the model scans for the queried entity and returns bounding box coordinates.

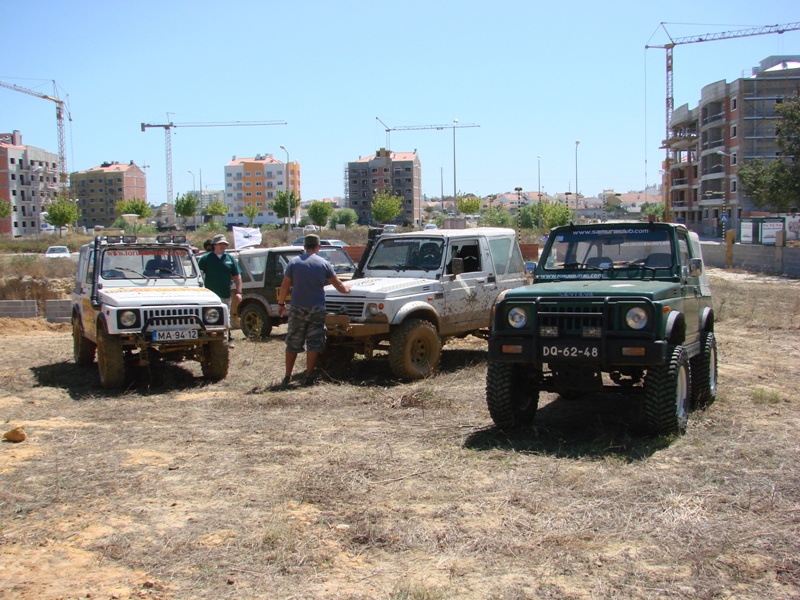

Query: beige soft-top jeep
[71,234,230,389]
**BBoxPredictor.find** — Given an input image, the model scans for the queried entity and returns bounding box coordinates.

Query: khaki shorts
[286,305,327,353]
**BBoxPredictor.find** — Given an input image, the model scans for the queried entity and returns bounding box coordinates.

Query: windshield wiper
[562,262,606,272]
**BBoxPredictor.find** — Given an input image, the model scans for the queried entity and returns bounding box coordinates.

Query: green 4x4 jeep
[486,222,717,435]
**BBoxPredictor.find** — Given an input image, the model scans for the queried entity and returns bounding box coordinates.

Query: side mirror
[451,257,465,276]
[688,257,703,277]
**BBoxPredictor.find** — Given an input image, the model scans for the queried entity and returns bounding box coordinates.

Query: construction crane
[375,118,480,210]
[0,79,71,185]
[375,117,479,150]
[141,119,287,203]
[646,21,800,221]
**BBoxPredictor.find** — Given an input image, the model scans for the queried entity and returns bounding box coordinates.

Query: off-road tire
[72,314,96,367]
[643,345,691,435]
[201,340,229,382]
[486,360,539,428]
[96,321,125,389]
[240,304,272,340]
[318,341,355,376]
[388,319,441,380]
[690,331,717,408]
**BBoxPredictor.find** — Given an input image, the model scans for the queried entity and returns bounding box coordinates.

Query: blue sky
[1,1,798,205]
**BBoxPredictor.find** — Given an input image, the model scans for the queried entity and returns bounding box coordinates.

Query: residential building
[224,154,300,227]
[345,148,422,226]
[666,55,800,237]
[70,161,147,229]
[0,130,61,237]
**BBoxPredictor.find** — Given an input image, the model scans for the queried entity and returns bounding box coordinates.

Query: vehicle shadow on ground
[31,360,209,399]
[463,392,672,461]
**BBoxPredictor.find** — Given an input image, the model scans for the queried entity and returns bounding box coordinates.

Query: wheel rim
[676,363,689,424]
[410,336,431,367]
[242,311,262,337]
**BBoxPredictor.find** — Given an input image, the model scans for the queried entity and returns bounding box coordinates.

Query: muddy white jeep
[322,227,527,380]
[71,234,230,389]
[486,222,716,435]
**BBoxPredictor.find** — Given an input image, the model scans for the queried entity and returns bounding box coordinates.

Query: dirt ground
[1,269,799,600]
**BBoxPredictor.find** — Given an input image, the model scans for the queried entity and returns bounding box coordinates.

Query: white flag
[233,226,262,250]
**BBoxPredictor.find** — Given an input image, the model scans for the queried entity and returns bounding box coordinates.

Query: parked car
[424,223,438,230]
[231,245,357,339]
[303,225,319,233]
[382,224,399,233]
[291,236,349,247]
[44,246,71,259]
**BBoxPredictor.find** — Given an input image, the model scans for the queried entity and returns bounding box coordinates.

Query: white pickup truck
[71,234,230,389]
[322,227,527,379]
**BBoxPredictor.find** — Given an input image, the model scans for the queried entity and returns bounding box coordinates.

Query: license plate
[541,343,599,359]
[153,329,198,341]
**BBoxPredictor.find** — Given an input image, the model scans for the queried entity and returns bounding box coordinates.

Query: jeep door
[677,230,701,348]
[441,238,496,330]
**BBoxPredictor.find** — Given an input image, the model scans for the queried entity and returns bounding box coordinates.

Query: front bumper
[488,334,669,369]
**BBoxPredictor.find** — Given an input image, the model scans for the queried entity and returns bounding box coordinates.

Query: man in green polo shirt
[198,234,242,345]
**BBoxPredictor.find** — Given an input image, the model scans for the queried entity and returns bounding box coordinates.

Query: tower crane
[140,119,287,203]
[0,79,71,185]
[376,117,479,150]
[375,118,480,211]
[646,21,800,221]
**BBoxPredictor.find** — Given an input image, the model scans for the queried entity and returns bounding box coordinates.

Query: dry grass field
[0,269,799,599]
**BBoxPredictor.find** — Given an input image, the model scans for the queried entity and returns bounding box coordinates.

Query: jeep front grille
[143,307,202,330]
[537,302,605,336]
[325,299,364,319]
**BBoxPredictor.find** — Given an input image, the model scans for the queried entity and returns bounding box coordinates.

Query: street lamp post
[453,119,458,216]
[187,171,196,230]
[537,155,542,232]
[280,145,290,242]
[575,141,580,208]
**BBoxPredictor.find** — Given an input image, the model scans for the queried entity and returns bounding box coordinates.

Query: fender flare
[665,310,686,346]
[392,301,440,329]
[700,307,714,332]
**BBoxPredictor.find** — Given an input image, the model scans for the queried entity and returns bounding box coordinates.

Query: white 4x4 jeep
[323,227,526,379]
[71,234,230,389]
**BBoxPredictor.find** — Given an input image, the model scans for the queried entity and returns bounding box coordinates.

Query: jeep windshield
[100,247,197,280]
[540,227,674,276]
[366,237,444,272]
[319,247,356,275]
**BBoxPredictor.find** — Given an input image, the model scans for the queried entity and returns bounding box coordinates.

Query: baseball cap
[211,234,229,246]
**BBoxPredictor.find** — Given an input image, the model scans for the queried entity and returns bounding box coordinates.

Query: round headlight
[366,303,379,316]
[507,307,528,329]
[205,308,221,324]
[626,307,648,330]
[119,310,137,327]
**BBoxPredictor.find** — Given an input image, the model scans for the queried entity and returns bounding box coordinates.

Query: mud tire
[690,332,717,408]
[388,319,441,380]
[643,345,691,435]
[318,341,355,376]
[240,304,272,340]
[201,341,229,382]
[486,360,539,428]
[72,314,96,367]
[96,321,125,389]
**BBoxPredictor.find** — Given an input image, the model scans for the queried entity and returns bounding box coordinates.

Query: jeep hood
[326,277,439,299]
[507,278,683,301]
[97,286,223,307]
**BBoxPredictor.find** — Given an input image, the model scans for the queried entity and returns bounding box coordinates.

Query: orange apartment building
[224,153,301,227]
